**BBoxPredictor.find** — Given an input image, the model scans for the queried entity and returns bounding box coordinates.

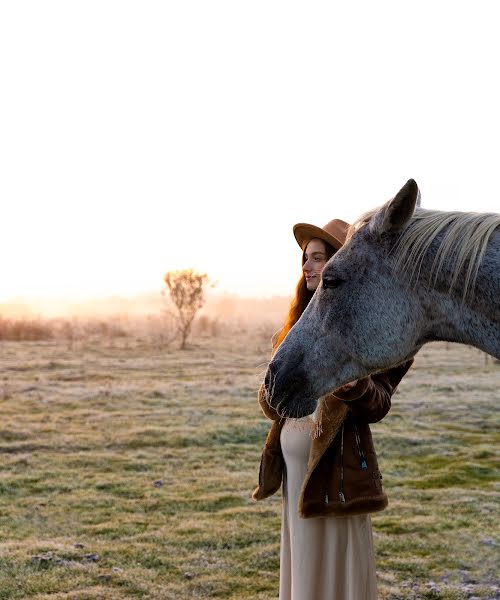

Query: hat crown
[321,219,350,244]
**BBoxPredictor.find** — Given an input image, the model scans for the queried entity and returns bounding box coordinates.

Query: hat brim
[293,223,345,251]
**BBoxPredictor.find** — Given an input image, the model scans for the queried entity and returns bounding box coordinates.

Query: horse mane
[348,206,500,300]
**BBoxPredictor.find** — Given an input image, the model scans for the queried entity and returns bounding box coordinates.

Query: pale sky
[1,1,499,304]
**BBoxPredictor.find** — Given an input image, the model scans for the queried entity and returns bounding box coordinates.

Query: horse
[264,179,500,418]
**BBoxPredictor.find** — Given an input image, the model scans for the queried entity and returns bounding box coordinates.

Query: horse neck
[416,229,500,358]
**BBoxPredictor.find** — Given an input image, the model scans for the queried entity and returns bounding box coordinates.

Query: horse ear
[378,179,419,234]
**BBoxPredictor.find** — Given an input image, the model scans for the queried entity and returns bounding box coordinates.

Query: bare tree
[163,269,211,349]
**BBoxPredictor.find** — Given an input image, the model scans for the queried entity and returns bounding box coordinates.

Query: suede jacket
[253,360,413,518]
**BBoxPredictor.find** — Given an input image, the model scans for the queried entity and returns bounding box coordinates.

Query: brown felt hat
[293,218,351,251]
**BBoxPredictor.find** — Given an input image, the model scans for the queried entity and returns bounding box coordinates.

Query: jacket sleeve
[257,383,281,421]
[331,359,414,423]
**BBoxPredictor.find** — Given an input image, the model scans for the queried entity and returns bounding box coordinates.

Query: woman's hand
[335,380,358,393]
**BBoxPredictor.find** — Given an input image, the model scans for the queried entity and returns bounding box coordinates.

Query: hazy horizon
[0,288,293,319]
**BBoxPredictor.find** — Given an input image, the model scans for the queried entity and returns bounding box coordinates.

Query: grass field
[0,330,499,599]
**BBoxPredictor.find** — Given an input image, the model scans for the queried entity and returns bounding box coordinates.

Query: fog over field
[0,292,291,326]
[0,322,498,599]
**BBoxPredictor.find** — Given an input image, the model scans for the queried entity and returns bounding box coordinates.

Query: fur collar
[298,397,348,506]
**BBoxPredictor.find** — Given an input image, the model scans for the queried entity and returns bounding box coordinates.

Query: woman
[253,219,413,600]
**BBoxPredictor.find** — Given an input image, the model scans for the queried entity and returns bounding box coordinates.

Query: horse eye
[322,277,344,289]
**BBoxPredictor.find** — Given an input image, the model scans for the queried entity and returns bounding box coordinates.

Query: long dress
[279,416,378,600]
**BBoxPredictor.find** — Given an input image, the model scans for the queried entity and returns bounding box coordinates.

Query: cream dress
[279,415,378,600]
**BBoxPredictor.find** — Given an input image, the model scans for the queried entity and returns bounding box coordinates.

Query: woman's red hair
[273,240,336,351]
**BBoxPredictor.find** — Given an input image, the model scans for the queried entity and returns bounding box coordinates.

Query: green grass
[0,334,498,599]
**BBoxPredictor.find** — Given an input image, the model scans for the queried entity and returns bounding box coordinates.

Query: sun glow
[2,1,499,313]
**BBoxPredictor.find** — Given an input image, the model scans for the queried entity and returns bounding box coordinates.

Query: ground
[0,330,498,599]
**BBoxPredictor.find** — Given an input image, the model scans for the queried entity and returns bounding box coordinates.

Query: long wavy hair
[273,240,336,351]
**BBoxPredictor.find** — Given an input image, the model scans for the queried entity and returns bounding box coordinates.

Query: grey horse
[265,179,500,418]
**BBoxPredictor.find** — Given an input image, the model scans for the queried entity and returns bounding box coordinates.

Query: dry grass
[0,317,55,341]
[0,316,170,344]
[0,329,498,599]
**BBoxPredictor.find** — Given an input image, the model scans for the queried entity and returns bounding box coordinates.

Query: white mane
[349,207,500,299]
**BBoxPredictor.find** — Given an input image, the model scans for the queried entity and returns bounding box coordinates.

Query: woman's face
[303,238,328,291]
